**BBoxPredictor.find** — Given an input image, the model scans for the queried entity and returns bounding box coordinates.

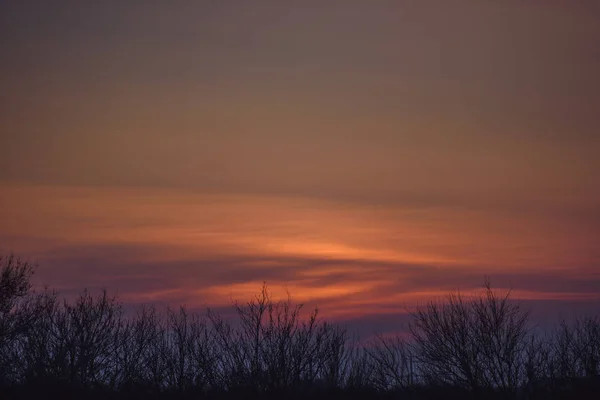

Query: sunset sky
[1,1,599,334]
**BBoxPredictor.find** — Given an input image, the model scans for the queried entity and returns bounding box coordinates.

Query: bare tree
[8,265,598,399]
[205,283,355,395]
[0,255,34,309]
[0,254,40,384]
[0,255,36,342]
[230,283,318,391]
[159,306,219,394]
[116,304,164,392]
[471,281,529,396]
[13,289,60,383]
[519,332,554,397]
[49,289,125,388]
[409,280,530,397]
[367,334,415,390]
[184,309,221,392]
[338,337,374,390]
[552,315,600,379]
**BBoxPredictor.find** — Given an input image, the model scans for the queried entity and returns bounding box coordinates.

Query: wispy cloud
[1,183,598,336]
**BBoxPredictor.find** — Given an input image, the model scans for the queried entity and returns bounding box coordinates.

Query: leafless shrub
[13,290,60,383]
[409,279,530,397]
[552,315,600,379]
[0,255,35,315]
[472,281,530,394]
[2,264,598,399]
[367,334,415,390]
[116,304,164,391]
[50,290,125,387]
[206,283,354,394]
[340,339,374,389]
[0,254,46,383]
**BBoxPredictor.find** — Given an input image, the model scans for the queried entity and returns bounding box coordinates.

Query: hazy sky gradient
[1,1,599,334]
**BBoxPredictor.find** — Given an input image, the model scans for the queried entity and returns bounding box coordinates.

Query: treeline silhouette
[1,254,599,399]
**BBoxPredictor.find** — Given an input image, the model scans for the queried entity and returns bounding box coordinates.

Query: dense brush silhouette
[1,254,599,399]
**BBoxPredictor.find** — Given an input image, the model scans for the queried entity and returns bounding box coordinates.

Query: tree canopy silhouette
[1,254,599,399]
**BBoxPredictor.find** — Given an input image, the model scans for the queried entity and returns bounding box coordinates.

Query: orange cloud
[1,183,599,324]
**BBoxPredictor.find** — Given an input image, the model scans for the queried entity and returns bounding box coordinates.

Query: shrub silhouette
[408,279,530,397]
[1,254,599,399]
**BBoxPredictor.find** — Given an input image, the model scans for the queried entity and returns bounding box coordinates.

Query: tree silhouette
[409,279,530,398]
[1,253,599,399]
